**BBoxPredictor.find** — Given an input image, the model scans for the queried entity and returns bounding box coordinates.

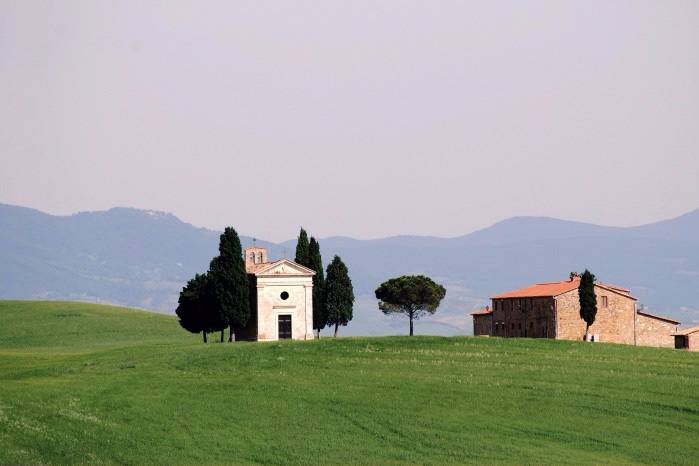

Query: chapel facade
[233,246,315,341]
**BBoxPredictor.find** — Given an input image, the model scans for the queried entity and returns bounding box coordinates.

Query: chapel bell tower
[245,246,268,270]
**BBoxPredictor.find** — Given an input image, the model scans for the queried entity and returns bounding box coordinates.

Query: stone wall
[635,313,678,348]
[491,297,556,338]
[555,287,635,344]
[473,314,492,336]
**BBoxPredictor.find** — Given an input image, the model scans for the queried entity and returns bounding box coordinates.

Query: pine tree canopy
[375,275,446,336]
[324,255,354,334]
[578,269,598,332]
[295,228,310,267]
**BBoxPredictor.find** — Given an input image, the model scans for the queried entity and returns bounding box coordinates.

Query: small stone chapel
[233,246,315,341]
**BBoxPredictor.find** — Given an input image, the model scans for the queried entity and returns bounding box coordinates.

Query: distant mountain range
[2,202,698,336]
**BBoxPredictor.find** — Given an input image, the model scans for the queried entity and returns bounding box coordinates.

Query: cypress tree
[208,227,250,342]
[176,273,208,342]
[175,273,225,343]
[325,255,354,337]
[309,237,326,338]
[295,228,310,267]
[578,269,597,340]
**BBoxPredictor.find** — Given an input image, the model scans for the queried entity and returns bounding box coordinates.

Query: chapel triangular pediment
[254,259,315,277]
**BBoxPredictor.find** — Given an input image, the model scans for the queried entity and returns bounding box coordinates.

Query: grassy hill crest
[1,300,698,464]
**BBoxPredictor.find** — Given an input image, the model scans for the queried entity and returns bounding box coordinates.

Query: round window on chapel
[280,291,289,301]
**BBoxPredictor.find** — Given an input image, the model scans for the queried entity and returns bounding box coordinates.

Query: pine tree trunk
[585,323,590,341]
[410,317,414,336]
[334,323,338,338]
[220,330,224,343]
[203,331,207,343]
[228,325,234,343]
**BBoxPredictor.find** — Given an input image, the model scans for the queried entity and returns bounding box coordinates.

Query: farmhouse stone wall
[635,314,678,348]
[473,314,492,336]
[679,332,699,352]
[689,334,699,352]
[555,287,635,344]
[491,297,556,338]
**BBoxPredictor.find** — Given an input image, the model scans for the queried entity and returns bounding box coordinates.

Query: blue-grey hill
[1,203,697,335]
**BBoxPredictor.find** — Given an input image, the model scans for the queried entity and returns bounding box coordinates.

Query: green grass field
[1,300,698,465]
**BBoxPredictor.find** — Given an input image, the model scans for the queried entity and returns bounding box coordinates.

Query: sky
[2,1,698,242]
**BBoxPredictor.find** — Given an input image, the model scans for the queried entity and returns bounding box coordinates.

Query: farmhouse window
[601,296,608,308]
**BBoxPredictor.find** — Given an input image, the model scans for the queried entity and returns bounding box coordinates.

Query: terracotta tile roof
[672,325,699,336]
[598,282,630,293]
[492,278,581,299]
[470,308,493,316]
[245,260,282,274]
[595,283,637,300]
[248,258,316,276]
[636,311,681,325]
[492,277,637,300]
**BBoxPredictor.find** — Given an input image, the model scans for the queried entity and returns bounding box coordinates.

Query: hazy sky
[2,1,698,241]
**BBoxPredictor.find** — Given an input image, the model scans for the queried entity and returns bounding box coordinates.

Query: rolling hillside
[0,204,282,311]
[1,203,698,336]
[0,301,698,464]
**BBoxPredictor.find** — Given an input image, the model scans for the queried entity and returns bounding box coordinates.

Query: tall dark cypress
[309,237,326,338]
[208,227,250,342]
[578,269,597,339]
[325,255,354,337]
[295,228,310,267]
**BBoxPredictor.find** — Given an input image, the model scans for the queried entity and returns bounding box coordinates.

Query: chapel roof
[245,259,280,274]
[246,258,315,276]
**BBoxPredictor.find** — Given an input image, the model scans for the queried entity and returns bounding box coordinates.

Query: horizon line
[1,200,696,245]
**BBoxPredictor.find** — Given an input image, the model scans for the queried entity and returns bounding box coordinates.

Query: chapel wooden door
[278,315,292,339]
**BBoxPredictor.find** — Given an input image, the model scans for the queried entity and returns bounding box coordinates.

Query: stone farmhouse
[673,325,699,351]
[233,246,315,341]
[471,276,682,348]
